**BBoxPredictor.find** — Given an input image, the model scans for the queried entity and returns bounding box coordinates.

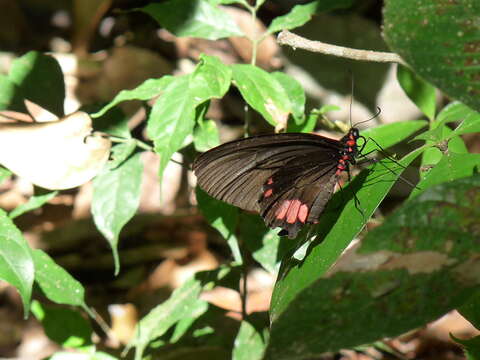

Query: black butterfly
[193,128,365,238]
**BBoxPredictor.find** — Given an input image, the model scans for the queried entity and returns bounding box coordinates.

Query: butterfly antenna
[349,70,354,128]
[353,106,382,128]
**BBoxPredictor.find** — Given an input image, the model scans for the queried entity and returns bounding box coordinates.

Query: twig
[277,30,407,66]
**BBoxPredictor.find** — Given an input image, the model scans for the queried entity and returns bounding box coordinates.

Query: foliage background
[0,0,479,359]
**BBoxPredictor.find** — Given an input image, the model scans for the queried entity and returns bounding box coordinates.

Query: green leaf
[459,291,480,331]
[0,208,33,315]
[9,189,58,219]
[267,0,353,34]
[397,65,436,120]
[108,141,137,170]
[196,188,242,264]
[383,0,480,112]
[131,277,209,360]
[449,105,480,137]
[452,335,480,360]
[91,106,131,139]
[0,74,24,112]
[232,317,269,360]
[190,54,232,106]
[9,51,65,117]
[92,152,143,275]
[32,249,86,307]
[31,300,92,348]
[147,75,195,183]
[267,175,480,358]
[267,2,318,35]
[231,64,291,126]
[194,119,220,152]
[271,72,305,122]
[270,146,425,326]
[361,120,428,154]
[239,213,285,274]
[286,111,317,133]
[411,152,480,198]
[0,166,11,185]
[91,76,174,118]
[140,0,243,40]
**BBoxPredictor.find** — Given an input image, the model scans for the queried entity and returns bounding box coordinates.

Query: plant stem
[109,135,154,152]
[277,30,407,66]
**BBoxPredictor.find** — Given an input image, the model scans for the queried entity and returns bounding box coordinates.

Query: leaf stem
[109,135,154,152]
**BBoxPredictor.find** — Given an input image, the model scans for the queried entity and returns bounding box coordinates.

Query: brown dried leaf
[0,111,111,190]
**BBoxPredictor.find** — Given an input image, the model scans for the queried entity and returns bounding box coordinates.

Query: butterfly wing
[259,157,338,238]
[193,133,342,237]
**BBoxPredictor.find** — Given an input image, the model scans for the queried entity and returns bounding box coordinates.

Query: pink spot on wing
[264,188,273,197]
[298,204,309,223]
[267,177,273,185]
[286,200,302,224]
[275,200,290,220]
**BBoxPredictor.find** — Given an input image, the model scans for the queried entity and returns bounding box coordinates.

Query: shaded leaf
[91,106,131,139]
[397,65,436,120]
[0,74,24,112]
[196,188,242,264]
[9,190,58,219]
[141,0,243,40]
[384,0,480,112]
[92,152,143,275]
[131,277,209,360]
[233,317,268,360]
[0,166,11,184]
[239,213,284,274]
[32,249,86,307]
[451,335,480,360]
[0,208,33,315]
[267,0,353,34]
[31,300,92,348]
[9,51,65,117]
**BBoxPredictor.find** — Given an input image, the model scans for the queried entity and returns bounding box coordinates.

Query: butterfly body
[193,128,361,238]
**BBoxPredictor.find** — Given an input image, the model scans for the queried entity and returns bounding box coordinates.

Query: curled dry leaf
[0,111,111,190]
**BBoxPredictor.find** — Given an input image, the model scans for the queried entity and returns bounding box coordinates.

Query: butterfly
[193,128,366,239]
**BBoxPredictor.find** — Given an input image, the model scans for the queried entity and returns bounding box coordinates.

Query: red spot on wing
[275,199,310,224]
[264,188,273,197]
[267,177,273,185]
[286,200,302,224]
[275,201,290,220]
[298,204,309,223]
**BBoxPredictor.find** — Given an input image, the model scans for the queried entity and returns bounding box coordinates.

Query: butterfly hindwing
[259,154,339,238]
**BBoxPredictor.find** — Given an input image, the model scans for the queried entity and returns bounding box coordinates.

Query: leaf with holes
[384,0,480,112]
